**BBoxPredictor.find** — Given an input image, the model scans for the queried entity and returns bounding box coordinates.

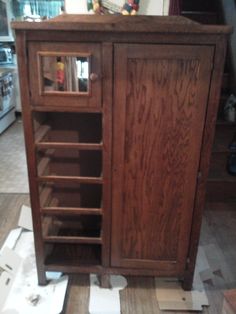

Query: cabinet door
[111,44,214,273]
[28,42,101,108]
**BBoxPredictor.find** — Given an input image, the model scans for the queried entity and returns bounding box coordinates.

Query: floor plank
[0,193,29,247]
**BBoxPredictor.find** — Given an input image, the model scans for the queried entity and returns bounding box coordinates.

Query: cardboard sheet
[155,278,209,311]
[89,274,127,314]
[0,228,22,254]
[1,232,68,314]
[18,205,33,231]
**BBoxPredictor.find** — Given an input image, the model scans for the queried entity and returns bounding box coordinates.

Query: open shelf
[34,112,102,144]
[44,243,101,267]
[42,215,102,244]
[37,149,102,178]
[39,182,103,210]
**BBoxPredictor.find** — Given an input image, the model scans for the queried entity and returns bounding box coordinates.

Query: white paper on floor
[0,247,22,311]
[89,274,127,314]
[0,228,22,254]
[18,205,33,231]
[155,278,209,311]
[1,232,68,314]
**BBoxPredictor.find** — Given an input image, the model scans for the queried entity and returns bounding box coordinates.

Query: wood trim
[32,105,103,113]
[44,264,183,277]
[43,236,102,244]
[37,175,103,184]
[15,31,47,285]
[101,42,113,268]
[28,42,102,108]
[41,207,103,215]
[183,38,228,290]
[111,44,127,267]
[36,142,103,150]
[11,15,232,34]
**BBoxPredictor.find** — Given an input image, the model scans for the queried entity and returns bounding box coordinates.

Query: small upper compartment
[28,42,101,108]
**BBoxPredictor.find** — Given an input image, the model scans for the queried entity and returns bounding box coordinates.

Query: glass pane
[41,55,89,93]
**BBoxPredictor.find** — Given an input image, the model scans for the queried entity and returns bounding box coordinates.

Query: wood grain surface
[111,44,214,272]
[0,194,236,313]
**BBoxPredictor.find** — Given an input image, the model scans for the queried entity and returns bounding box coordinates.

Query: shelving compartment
[37,148,102,179]
[39,182,103,214]
[42,215,102,243]
[44,243,102,268]
[43,213,102,268]
[34,112,102,146]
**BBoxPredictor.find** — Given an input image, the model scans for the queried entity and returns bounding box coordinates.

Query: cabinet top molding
[11,14,232,35]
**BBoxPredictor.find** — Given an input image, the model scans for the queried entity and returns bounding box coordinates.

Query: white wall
[65,0,166,15]
[65,0,88,14]
[139,0,164,15]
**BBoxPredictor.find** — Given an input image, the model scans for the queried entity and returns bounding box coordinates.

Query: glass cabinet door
[28,42,101,108]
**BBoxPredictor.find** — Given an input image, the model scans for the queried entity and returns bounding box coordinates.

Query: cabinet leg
[182,275,193,291]
[99,274,111,289]
[38,271,48,286]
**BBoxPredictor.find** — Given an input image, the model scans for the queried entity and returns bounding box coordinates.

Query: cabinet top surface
[11,14,232,35]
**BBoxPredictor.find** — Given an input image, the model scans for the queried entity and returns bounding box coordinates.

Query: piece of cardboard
[0,247,22,311]
[2,232,69,314]
[0,271,14,311]
[18,205,33,231]
[155,278,209,311]
[0,247,22,275]
[0,228,22,254]
[89,274,127,314]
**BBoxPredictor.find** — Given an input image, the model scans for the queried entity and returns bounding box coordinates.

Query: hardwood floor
[0,193,235,313]
[0,193,29,247]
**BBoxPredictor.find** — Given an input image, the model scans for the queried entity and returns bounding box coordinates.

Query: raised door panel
[28,42,101,108]
[111,44,214,274]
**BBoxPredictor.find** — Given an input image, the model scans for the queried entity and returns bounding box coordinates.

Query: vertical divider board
[15,31,47,285]
[101,42,113,268]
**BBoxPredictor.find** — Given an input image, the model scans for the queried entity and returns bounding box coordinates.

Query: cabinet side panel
[111,44,214,272]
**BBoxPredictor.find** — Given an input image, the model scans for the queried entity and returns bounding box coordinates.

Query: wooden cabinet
[12,15,231,290]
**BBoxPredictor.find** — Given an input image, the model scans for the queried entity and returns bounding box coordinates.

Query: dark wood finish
[2,194,236,313]
[15,31,48,285]
[12,14,231,290]
[183,38,228,290]
[111,44,214,273]
[12,14,231,34]
[28,42,102,108]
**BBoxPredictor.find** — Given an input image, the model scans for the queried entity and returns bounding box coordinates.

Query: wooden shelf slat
[38,175,103,184]
[35,125,51,143]
[40,185,52,207]
[41,207,103,215]
[43,236,102,244]
[36,142,103,150]
[38,157,50,176]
